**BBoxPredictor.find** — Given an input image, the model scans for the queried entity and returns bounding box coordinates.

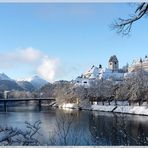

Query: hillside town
[75,55,148,87]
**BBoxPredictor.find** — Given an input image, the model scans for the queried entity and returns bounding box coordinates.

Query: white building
[128,55,148,72]
[75,55,125,87]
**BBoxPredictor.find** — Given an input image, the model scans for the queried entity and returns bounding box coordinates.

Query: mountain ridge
[0,73,48,91]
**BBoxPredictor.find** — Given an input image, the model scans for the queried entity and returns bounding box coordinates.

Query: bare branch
[112,3,148,35]
[0,121,42,146]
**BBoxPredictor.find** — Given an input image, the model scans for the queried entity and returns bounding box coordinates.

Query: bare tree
[0,121,41,146]
[112,3,148,35]
[114,69,148,105]
[126,70,148,104]
[88,79,114,104]
[48,111,84,145]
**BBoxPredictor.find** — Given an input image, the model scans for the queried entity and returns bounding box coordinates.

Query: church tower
[108,55,119,71]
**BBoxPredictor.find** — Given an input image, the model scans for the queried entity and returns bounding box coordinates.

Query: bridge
[0,98,56,112]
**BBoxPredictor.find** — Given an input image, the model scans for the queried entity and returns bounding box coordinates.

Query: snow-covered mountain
[0,73,12,81]
[0,73,48,91]
[16,81,36,92]
[0,73,23,91]
[24,75,48,89]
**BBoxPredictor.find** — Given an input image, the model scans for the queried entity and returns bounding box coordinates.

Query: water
[0,103,148,146]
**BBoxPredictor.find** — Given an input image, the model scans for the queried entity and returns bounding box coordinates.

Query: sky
[0,3,147,82]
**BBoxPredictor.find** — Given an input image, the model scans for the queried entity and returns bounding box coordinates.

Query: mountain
[0,80,23,92]
[0,73,48,91]
[0,73,24,91]
[29,75,48,89]
[17,81,36,92]
[0,73,12,81]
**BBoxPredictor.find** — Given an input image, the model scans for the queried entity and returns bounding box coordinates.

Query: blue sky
[0,3,147,82]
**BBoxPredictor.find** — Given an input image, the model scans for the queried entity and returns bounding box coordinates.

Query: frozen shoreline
[91,104,148,116]
[59,102,148,116]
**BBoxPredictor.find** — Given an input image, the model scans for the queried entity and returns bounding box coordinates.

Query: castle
[75,55,148,87]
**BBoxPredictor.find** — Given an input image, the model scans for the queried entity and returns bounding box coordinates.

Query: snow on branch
[0,120,42,146]
[112,3,148,35]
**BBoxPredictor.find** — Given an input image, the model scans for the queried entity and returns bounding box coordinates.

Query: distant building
[128,55,148,72]
[75,54,148,87]
[75,55,125,87]
[108,55,119,71]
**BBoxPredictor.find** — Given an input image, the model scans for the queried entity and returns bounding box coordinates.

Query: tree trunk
[115,100,117,106]
[139,100,141,106]
[102,100,104,105]
[128,100,131,106]
[97,98,99,105]
[108,100,110,105]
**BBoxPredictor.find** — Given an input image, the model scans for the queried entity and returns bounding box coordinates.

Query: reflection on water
[0,104,148,145]
[89,111,148,145]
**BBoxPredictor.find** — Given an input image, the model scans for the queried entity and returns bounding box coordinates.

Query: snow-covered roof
[84,65,101,79]
[101,68,124,80]
[77,64,125,83]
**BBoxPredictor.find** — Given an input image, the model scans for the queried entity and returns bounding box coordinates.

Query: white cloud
[0,47,43,68]
[0,47,60,82]
[37,56,59,82]
[18,47,43,63]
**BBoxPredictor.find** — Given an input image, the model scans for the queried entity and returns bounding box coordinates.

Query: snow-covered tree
[88,79,114,104]
[116,69,148,104]
[127,70,148,104]
[112,3,148,35]
[0,121,41,146]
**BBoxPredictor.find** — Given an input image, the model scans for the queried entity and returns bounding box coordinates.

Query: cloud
[0,47,60,82]
[37,56,59,82]
[0,47,43,68]
[18,47,43,63]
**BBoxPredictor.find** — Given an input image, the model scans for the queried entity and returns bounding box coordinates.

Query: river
[0,102,148,146]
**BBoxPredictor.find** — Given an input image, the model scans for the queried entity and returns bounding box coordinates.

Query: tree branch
[112,3,148,35]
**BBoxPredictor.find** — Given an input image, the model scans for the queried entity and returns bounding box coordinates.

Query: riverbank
[92,104,148,116]
[59,102,148,116]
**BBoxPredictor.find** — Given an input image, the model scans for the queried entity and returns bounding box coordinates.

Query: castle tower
[108,55,119,71]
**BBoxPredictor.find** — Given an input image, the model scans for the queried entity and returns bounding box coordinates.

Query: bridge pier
[4,100,7,112]
[39,100,41,111]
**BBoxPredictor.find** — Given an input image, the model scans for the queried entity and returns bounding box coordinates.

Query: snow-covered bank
[91,104,116,112]
[91,105,148,116]
[59,102,148,116]
[59,103,78,109]
[114,106,148,115]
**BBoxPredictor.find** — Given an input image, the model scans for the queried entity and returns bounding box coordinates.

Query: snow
[59,103,78,109]
[91,104,148,116]
[18,75,48,89]
[58,101,148,116]
[84,66,99,78]
[102,68,124,80]
[75,64,124,87]
[92,101,129,106]
[114,106,148,115]
[0,73,12,81]
[91,104,116,112]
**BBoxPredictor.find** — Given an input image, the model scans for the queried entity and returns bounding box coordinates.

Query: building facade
[108,55,119,71]
[128,55,148,72]
[75,55,124,87]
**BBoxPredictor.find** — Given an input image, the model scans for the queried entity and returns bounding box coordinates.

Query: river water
[0,102,148,146]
